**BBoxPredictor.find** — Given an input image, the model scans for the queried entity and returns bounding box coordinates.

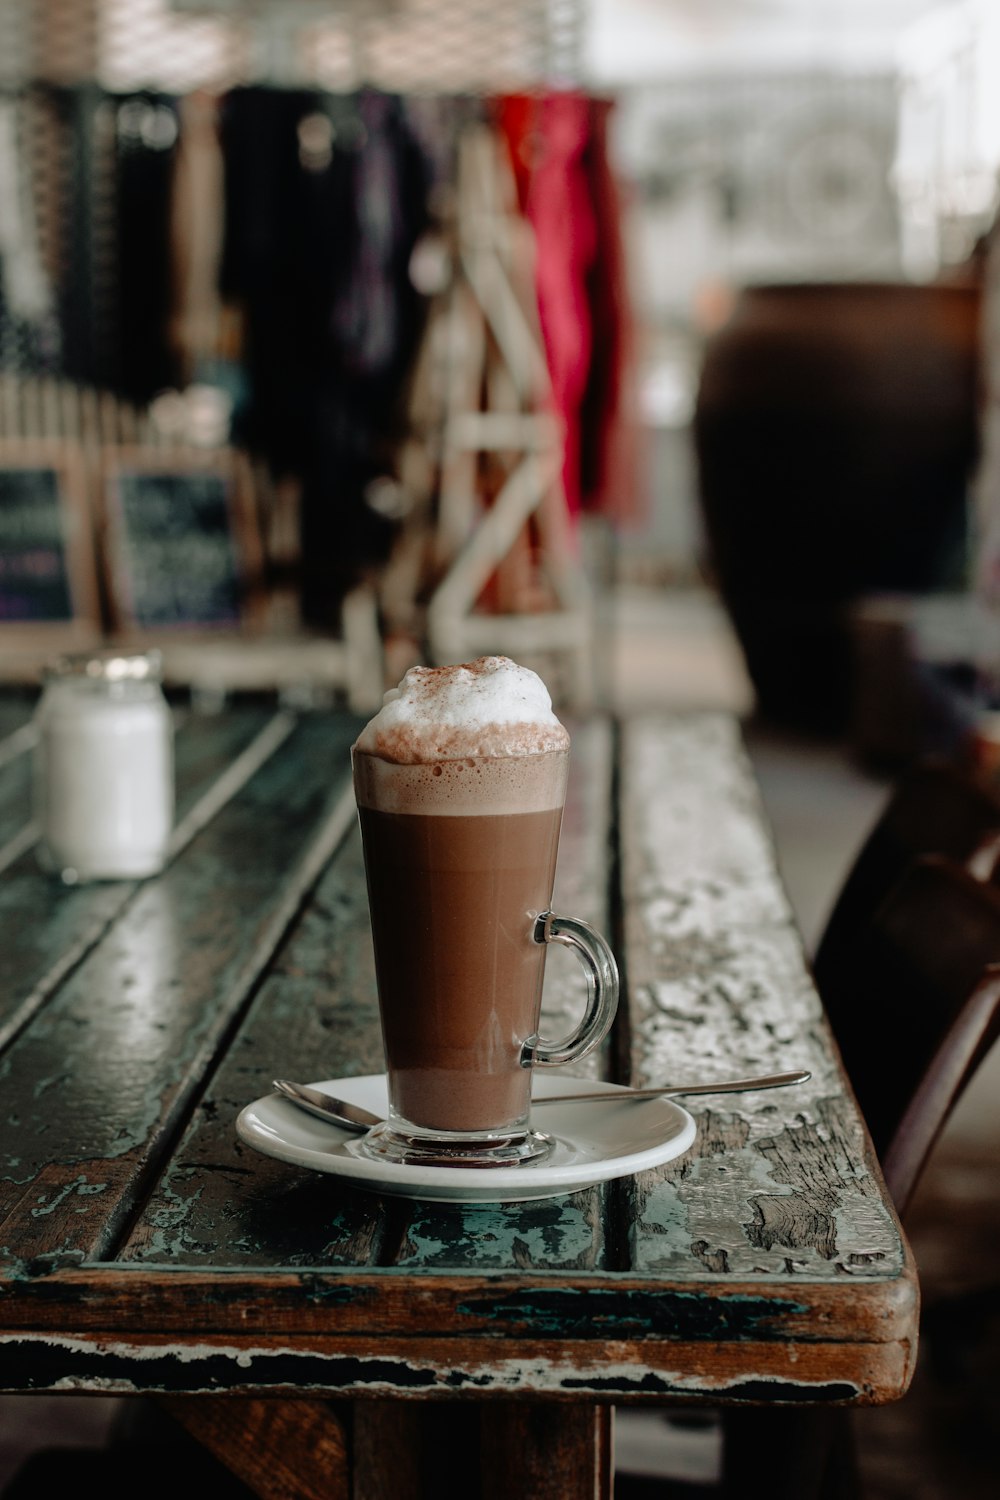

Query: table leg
[160,1396,350,1500]
[351,1400,475,1498]
[352,1400,612,1500]
[161,1396,612,1499]
[479,1403,613,1500]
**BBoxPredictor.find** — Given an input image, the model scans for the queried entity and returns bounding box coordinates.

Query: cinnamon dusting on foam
[353,656,569,765]
[352,657,569,815]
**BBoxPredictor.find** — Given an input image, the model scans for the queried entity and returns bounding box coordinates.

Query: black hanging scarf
[220,85,432,624]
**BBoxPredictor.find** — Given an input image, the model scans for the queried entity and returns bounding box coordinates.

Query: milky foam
[353,656,569,765]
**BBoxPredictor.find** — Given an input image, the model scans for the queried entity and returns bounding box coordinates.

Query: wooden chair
[825,855,1000,1208]
[813,756,1000,1009]
[721,855,1000,1498]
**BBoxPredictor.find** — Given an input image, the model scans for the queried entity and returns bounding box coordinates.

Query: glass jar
[33,649,174,882]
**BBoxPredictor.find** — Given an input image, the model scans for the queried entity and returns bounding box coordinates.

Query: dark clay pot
[694,281,981,733]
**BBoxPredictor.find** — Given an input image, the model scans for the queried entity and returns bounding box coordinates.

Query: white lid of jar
[45,649,163,683]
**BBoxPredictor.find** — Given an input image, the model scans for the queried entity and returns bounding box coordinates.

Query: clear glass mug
[353,746,619,1166]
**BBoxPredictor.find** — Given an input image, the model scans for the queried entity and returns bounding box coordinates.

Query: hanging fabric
[169,88,227,387]
[57,85,117,391]
[114,91,181,402]
[495,89,639,525]
[219,84,432,625]
[497,91,596,521]
[578,94,640,525]
[0,74,634,636]
[51,84,179,401]
[0,91,59,373]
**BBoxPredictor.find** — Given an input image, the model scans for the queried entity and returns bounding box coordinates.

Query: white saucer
[236,1074,697,1204]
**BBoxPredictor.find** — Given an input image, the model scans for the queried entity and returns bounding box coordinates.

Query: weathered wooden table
[0,701,918,1498]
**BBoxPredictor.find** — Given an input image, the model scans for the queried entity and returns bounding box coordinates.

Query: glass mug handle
[522,911,620,1068]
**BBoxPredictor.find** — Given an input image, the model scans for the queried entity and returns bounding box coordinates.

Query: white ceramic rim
[236,1073,697,1203]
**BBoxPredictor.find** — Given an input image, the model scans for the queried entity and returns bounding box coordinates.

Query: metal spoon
[271,1069,811,1133]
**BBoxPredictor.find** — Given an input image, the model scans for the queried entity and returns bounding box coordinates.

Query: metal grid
[0,0,587,93]
[0,0,99,86]
[0,1,31,88]
[0,0,583,94]
[103,0,254,93]
[302,0,581,95]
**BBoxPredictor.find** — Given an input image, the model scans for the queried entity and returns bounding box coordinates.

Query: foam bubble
[353,656,569,764]
[353,746,568,815]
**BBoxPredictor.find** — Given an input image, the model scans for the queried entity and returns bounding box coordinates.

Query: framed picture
[0,439,100,644]
[101,446,265,635]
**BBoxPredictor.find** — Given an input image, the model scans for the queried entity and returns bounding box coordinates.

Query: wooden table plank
[0,1323,913,1402]
[391,1191,611,1272]
[0,709,34,865]
[120,826,391,1268]
[0,713,362,1268]
[618,713,909,1284]
[0,698,35,747]
[0,706,282,1048]
[0,1264,917,1344]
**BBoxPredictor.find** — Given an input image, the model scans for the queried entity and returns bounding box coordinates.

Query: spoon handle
[534,1069,810,1106]
[272,1068,812,1135]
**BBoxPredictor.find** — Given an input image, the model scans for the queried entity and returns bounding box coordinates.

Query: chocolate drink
[353,745,569,1136]
[358,802,563,1132]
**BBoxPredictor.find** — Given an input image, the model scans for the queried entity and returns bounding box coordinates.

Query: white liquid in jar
[34,672,174,882]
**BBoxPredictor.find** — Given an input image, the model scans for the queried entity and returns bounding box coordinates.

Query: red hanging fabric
[579,95,641,525]
[497,91,596,519]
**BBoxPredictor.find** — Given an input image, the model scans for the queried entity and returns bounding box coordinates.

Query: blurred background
[1,0,997,749]
[1,2,999,1497]
[0,0,991,703]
